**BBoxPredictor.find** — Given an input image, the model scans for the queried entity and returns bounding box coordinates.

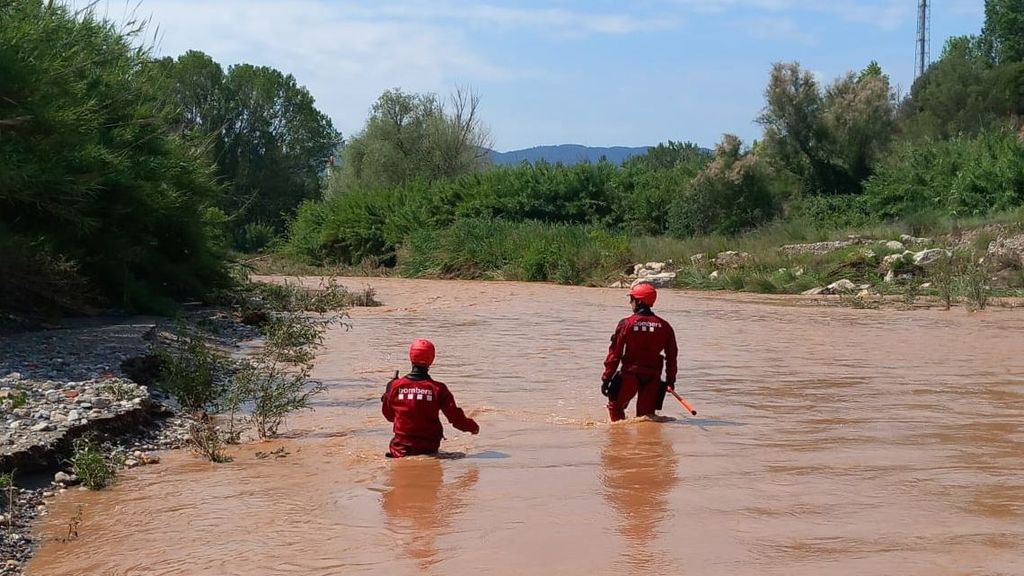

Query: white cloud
[671,0,914,30]
[60,0,681,141]
[740,16,817,45]
[355,2,682,36]
[827,2,910,31]
[64,0,524,138]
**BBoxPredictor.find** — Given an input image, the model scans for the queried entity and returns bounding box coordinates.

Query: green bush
[155,327,228,412]
[289,159,709,266]
[399,219,630,285]
[612,164,704,236]
[285,200,332,264]
[864,130,1024,219]
[0,471,14,513]
[223,279,376,325]
[959,257,991,310]
[0,226,94,321]
[229,312,330,440]
[68,436,119,490]
[785,195,874,229]
[232,357,326,440]
[6,390,28,410]
[235,222,278,253]
[668,136,781,238]
[0,1,229,313]
[188,419,233,463]
[288,138,780,272]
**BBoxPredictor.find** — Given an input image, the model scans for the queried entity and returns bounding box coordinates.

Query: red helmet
[409,339,436,367]
[629,282,657,306]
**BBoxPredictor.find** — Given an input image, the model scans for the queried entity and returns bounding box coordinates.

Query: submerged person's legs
[607,372,641,422]
[388,438,439,458]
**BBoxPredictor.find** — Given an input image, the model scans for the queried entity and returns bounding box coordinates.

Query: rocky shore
[0,309,257,575]
[607,226,1024,303]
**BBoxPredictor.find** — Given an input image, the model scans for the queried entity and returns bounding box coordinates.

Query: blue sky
[86,0,984,151]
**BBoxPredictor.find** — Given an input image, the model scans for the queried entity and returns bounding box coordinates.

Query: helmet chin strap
[630,297,652,314]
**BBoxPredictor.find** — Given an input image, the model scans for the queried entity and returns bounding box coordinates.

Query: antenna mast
[915,0,931,79]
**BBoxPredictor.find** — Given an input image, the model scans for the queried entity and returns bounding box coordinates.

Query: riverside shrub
[864,130,1024,218]
[399,219,631,285]
[0,1,229,313]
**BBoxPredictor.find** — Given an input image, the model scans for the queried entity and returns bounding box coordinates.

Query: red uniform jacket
[381,370,479,454]
[602,308,678,383]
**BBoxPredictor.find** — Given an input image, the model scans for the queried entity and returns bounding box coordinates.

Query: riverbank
[0,309,258,575]
[1,276,381,575]
[253,218,1024,308]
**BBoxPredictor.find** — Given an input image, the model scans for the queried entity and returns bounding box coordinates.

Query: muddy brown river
[27,278,1024,575]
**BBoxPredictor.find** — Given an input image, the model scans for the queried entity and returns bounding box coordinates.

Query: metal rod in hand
[668,388,697,416]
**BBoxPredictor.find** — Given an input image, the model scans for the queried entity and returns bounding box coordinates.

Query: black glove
[601,372,622,398]
[664,379,675,391]
[655,380,669,411]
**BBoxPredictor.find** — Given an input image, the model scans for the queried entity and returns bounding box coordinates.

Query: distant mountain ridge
[487,144,651,166]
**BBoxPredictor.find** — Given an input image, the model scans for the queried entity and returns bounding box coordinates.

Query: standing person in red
[602,282,679,422]
[382,339,480,457]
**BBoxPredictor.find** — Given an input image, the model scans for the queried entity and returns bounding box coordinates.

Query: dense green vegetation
[1,1,337,322]
[283,1,1024,293]
[152,51,339,241]
[865,130,1024,219]
[1,1,227,315]
[331,88,490,194]
[3,0,1023,325]
[399,219,631,285]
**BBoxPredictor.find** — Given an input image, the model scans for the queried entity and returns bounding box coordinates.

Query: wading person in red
[382,339,480,457]
[601,282,678,422]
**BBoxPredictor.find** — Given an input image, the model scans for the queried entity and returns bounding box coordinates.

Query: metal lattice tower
[915,0,931,79]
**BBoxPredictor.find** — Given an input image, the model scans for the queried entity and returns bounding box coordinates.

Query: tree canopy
[330,88,492,194]
[1,0,228,314]
[983,0,1024,65]
[758,62,896,196]
[156,51,340,237]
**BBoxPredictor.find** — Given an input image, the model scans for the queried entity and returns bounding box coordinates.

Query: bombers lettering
[632,320,662,332]
[397,387,435,401]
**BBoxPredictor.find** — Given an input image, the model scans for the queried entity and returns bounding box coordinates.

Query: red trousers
[607,372,661,422]
[387,438,440,458]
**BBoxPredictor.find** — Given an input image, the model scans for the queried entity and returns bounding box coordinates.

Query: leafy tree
[859,60,884,81]
[153,53,339,238]
[218,64,339,231]
[615,142,711,235]
[623,140,709,172]
[823,69,897,189]
[430,87,493,180]
[986,61,1024,120]
[983,0,1024,64]
[757,63,833,194]
[668,135,780,237]
[758,61,896,195]
[331,88,491,194]
[1,0,228,313]
[154,50,228,138]
[903,36,996,140]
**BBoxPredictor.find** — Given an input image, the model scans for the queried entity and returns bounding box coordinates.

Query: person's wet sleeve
[664,323,678,388]
[602,319,627,382]
[440,387,479,434]
[381,380,396,422]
